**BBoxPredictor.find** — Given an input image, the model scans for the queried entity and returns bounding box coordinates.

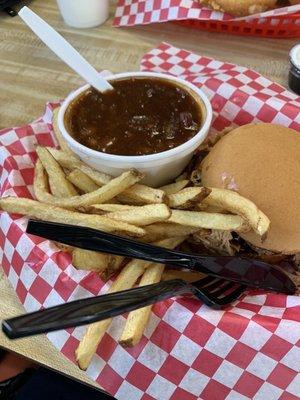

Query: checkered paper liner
[1,42,300,400]
[113,0,300,27]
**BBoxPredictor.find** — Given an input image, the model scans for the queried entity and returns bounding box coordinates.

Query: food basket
[1,42,300,400]
[176,13,300,37]
[114,0,300,38]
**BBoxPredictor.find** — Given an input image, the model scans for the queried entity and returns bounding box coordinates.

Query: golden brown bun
[201,123,300,254]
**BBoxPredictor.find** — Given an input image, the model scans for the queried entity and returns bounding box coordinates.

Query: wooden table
[0,0,297,390]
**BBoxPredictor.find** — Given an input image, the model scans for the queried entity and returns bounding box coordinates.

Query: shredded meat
[247,244,289,265]
[184,231,300,290]
[198,126,235,153]
[191,229,240,256]
[293,253,300,270]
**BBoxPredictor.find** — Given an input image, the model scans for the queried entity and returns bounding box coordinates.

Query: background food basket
[176,13,300,37]
[114,0,300,38]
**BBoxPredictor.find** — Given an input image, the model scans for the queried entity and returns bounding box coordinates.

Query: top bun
[201,123,300,254]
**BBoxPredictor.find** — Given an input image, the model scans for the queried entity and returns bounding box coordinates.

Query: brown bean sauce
[65,77,202,156]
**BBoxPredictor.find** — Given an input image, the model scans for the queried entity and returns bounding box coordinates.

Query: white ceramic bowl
[58,72,212,187]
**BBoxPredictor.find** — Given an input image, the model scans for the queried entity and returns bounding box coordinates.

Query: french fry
[119,263,164,347]
[72,248,109,272]
[36,146,78,197]
[169,210,247,231]
[47,149,166,204]
[117,185,166,205]
[75,237,185,370]
[102,204,171,226]
[76,164,112,186]
[66,170,118,207]
[101,255,125,281]
[162,269,205,283]
[119,236,186,347]
[0,197,145,237]
[46,147,82,169]
[36,150,109,272]
[83,204,172,226]
[203,188,270,236]
[142,223,202,242]
[168,187,211,209]
[68,170,166,211]
[175,172,188,182]
[67,169,99,193]
[34,161,143,209]
[55,243,74,253]
[109,255,125,271]
[84,204,134,214]
[46,148,111,186]
[78,165,166,205]
[75,258,150,370]
[52,108,73,154]
[160,180,189,195]
[195,203,225,213]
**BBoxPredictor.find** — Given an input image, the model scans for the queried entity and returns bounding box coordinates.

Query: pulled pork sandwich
[190,123,300,282]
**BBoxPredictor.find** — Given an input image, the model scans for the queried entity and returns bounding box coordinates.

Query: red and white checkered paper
[113,0,300,27]
[1,43,300,400]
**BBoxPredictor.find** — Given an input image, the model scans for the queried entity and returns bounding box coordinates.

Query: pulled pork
[293,253,300,269]
[187,230,300,289]
[190,229,240,256]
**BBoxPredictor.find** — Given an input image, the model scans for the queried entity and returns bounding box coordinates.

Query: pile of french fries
[0,108,270,370]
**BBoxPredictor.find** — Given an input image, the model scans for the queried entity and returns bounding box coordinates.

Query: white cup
[57,0,109,29]
[58,72,212,187]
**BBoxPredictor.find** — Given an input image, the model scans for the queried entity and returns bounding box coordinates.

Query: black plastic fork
[2,276,245,339]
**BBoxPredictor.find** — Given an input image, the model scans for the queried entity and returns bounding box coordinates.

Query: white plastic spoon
[18,6,113,93]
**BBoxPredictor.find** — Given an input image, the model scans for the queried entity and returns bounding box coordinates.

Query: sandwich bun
[201,123,300,254]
